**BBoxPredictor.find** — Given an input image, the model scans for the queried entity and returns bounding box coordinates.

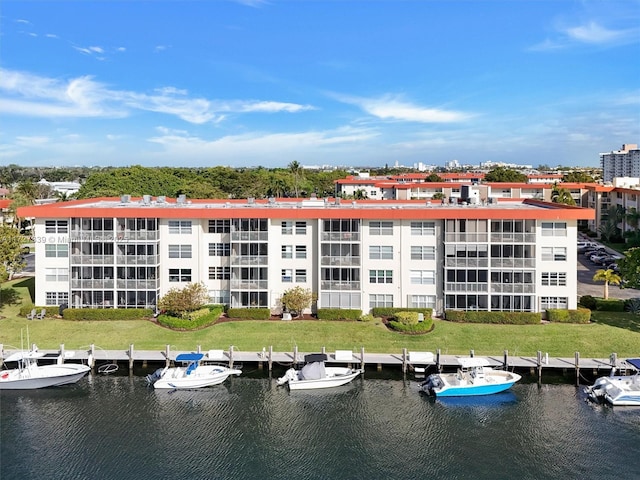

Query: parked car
[607,263,620,273]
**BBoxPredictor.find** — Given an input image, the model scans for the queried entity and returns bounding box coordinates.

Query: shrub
[359,313,376,322]
[371,307,433,318]
[579,295,597,310]
[393,311,419,325]
[63,308,153,321]
[226,308,271,320]
[157,282,209,318]
[624,298,640,314]
[546,308,591,324]
[157,306,222,330]
[595,299,625,312]
[444,310,540,325]
[316,309,362,320]
[388,320,433,334]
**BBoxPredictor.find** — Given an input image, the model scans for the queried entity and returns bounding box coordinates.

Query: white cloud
[15,136,50,146]
[565,21,630,44]
[531,20,639,51]
[0,68,316,124]
[336,94,472,123]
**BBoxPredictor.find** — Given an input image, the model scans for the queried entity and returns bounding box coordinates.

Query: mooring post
[229,345,234,369]
[197,345,201,354]
[470,349,474,358]
[321,346,326,355]
[268,345,273,373]
[536,350,542,384]
[575,351,580,386]
[128,344,134,371]
[165,345,171,367]
[293,345,298,366]
[610,352,617,369]
[402,348,408,374]
[360,346,365,371]
[436,349,441,372]
[89,343,95,369]
[503,350,508,369]
[58,344,65,365]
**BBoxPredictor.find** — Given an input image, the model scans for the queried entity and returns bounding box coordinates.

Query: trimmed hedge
[157,306,222,330]
[546,308,591,324]
[226,308,271,320]
[19,304,49,317]
[371,307,433,318]
[595,299,625,312]
[444,310,541,325]
[63,308,153,321]
[317,309,362,320]
[388,311,434,333]
[578,295,597,310]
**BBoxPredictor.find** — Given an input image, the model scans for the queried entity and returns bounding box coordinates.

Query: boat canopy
[300,362,326,380]
[176,353,204,362]
[4,350,45,363]
[304,353,328,363]
[457,357,491,369]
[626,359,640,371]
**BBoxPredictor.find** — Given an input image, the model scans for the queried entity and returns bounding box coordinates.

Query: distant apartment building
[601,144,640,183]
[19,195,593,315]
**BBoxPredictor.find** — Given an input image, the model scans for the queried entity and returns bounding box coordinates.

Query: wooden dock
[1,343,635,384]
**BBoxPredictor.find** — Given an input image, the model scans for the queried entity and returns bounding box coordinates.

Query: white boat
[0,348,90,390]
[585,358,640,406]
[277,353,363,390]
[420,357,521,397]
[146,353,242,389]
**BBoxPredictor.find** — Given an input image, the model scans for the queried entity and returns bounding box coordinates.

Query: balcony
[320,256,361,266]
[70,255,115,265]
[231,232,268,242]
[321,232,360,242]
[230,280,269,290]
[320,281,361,290]
[444,283,488,293]
[230,256,268,266]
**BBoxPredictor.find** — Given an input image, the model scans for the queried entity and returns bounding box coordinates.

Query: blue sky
[1,0,639,169]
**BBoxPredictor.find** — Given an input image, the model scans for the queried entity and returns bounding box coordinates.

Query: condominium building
[601,144,640,183]
[19,195,594,315]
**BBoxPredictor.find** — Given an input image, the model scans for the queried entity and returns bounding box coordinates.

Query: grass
[1,277,639,357]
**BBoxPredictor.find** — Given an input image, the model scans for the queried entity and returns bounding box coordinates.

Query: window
[208,220,230,233]
[369,245,393,260]
[369,221,393,235]
[281,221,293,235]
[282,245,293,259]
[208,243,230,257]
[295,221,307,235]
[295,269,307,283]
[209,290,230,305]
[409,295,436,309]
[542,272,567,286]
[168,220,191,234]
[541,296,568,310]
[369,270,393,284]
[208,266,230,280]
[282,269,293,282]
[169,268,191,282]
[295,245,307,259]
[45,244,68,257]
[410,270,435,285]
[45,268,69,281]
[46,292,69,306]
[168,244,192,258]
[541,247,567,261]
[45,220,68,234]
[411,221,436,235]
[541,222,567,237]
[369,294,393,308]
[411,245,436,260]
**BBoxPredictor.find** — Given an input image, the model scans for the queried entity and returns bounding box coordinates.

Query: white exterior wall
[536,221,578,310]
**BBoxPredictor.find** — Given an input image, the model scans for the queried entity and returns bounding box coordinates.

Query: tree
[157,282,209,318]
[288,161,304,198]
[563,171,595,183]
[425,173,444,182]
[484,167,527,183]
[431,192,445,201]
[551,184,576,206]
[280,286,316,318]
[592,269,622,300]
[618,247,640,290]
[0,226,26,282]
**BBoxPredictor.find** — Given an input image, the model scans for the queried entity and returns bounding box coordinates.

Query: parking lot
[576,240,639,300]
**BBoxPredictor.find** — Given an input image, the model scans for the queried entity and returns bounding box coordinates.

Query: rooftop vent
[120,194,131,204]
[157,196,166,203]
[142,194,151,205]
[177,194,186,204]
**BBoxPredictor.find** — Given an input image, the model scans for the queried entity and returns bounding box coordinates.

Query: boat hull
[422,369,521,397]
[0,364,91,390]
[153,366,242,389]
[586,374,640,406]
[434,380,517,397]
[285,367,362,390]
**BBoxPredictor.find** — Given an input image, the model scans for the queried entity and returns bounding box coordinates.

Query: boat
[146,353,242,389]
[420,357,521,397]
[277,353,363,390]
[584,358,640,406]
[0,347,90,390]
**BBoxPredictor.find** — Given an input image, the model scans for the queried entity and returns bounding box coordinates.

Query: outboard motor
[420,374,443,395]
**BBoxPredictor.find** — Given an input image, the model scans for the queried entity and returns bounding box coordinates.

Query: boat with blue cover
[420,357,521,397]
[146,353,241,390]
[585,358,640,406]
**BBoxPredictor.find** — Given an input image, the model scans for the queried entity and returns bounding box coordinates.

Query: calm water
[1,369,639,480]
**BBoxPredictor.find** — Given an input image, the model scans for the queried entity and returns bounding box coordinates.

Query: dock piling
[536,351,542,384]
[436,349,441,372]
[268,345,273,373]
[503,350,508,370]
[402,348,407,374]
[128,344,134,371]
[360,346,365,371]
[574,352,580,386]
[165,345,171,367]
[88,344,95,369]
[229,345,234,369]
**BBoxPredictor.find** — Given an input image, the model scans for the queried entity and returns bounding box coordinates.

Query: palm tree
[592,268,622,300]
[550,184,576,206]
[288,161,303,198]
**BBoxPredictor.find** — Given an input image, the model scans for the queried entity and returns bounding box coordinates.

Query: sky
[0,0,639,169]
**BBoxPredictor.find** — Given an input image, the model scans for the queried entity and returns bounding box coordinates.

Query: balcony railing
[70,255,115,265]
[321,232,360,242]
[231,232,268,242]
[490,284,536,293]
[320,281,361,290]
[445,258,489,268]
[230,256,268,266]
[230,280,269,290]
[320,256,361,266]
[490,258,536,268]
[444,283,488,292]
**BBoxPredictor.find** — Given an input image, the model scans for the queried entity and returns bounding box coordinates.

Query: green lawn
[1,277,639,357]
